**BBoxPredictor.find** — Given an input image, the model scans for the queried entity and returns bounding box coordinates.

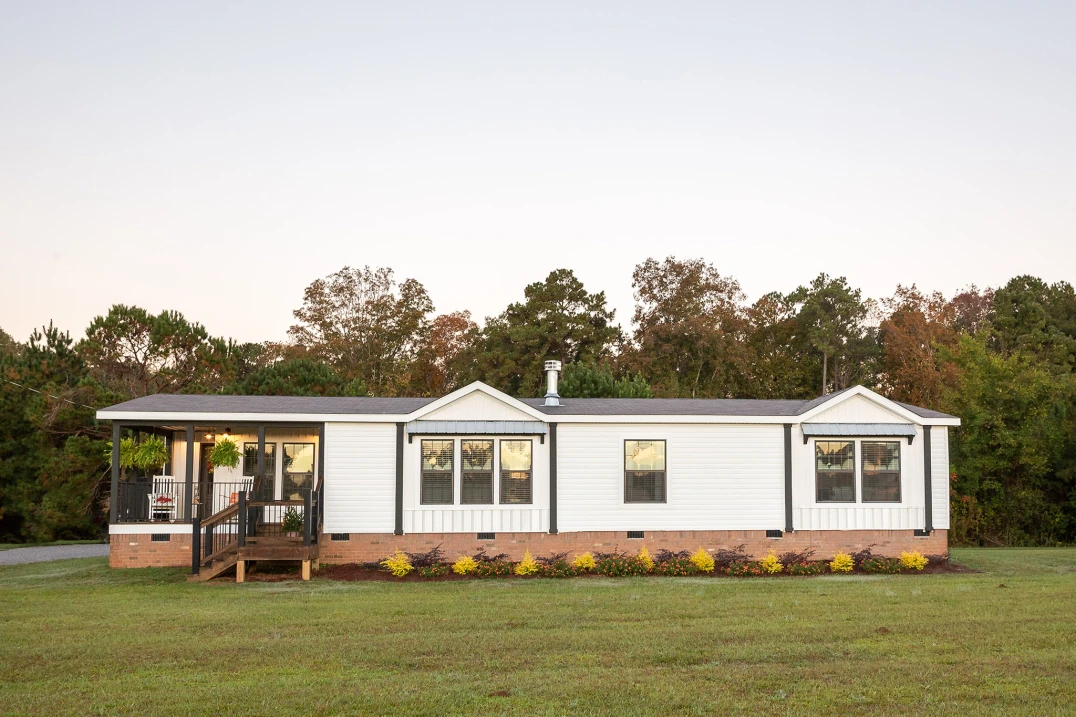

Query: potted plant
[134,435,170,476]
[282,508,304,538]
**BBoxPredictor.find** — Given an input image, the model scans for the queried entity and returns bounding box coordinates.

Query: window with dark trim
[816,440,855,502]
[862,441,901,502]
[625,440,666,503]
[461,440,494,504]
[499,440,532,504]
[242,442,276,478]
[421,440,454,505]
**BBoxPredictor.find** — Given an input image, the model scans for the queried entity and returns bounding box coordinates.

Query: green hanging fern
[134,435,170,473]
[209,438,242,470]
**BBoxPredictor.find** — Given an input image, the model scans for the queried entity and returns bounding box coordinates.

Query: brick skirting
[318,529,949,564]
[108,529,948,568]
[109,533,192,568]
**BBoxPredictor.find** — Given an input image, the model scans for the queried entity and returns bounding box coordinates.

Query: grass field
[1,549,1074,716]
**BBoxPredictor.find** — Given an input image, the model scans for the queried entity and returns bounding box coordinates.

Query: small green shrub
[539,560,579,578]
[652,557,698,576]
[726,561,766,577]
[861,557,904,574]
[281,508,303,533]
[787,561,826,576]
[472,560,512,577]
[596,554,649,577]
[416,564,449,578]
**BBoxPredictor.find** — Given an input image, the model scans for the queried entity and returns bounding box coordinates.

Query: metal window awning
[801,423,917,445]
[406,420,548,443]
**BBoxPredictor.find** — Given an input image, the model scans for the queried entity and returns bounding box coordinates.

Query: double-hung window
[461,440,494,504]
[421,440,454,505]
[499,440,532,504]
[625,440,666,503]
[815,441,855,502]
[862,441,901,502]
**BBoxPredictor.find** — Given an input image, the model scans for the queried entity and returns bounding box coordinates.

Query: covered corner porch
[107,421,326,581]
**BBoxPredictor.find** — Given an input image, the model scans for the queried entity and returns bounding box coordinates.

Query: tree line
[1,259,1073,547]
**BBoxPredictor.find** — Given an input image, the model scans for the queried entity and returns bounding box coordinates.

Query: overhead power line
[2,378,100,411]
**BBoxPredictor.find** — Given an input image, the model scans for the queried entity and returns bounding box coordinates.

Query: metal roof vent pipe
[544,360,562,406]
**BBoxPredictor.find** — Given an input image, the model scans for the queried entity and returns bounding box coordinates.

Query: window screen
[499,440,532,504]
[461,440,494,504]
[625,440,666,503]
[862,441,901,502]
[242,442,276,478]
[816,441,855,502]
[421,440,454,504]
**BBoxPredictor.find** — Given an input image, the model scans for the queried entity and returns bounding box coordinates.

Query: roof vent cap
[544,360,562,406]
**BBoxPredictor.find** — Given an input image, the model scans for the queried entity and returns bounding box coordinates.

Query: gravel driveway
[0,543,110,565]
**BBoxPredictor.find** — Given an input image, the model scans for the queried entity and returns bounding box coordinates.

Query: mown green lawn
[1,549,1074,716]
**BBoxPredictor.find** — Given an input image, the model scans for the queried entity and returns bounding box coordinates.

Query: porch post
[257,425,266,497]
[784,424,794,534]
[110,422,121,524]
[184,424,195,522]
[317,423,326,490]
[548,423,558,534]
[395,422,404,535]
[923,427,933,533]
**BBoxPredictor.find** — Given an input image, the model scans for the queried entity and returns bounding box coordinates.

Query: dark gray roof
[99,386,957,420]
[100,394,436,415]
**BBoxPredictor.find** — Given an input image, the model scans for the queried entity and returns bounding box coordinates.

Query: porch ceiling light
[205,433,214,441]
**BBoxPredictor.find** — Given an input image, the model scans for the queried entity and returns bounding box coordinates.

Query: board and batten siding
[556,423,785,532]
[323,423,397,533]
[791,424,947,530]
[401,434,550,533]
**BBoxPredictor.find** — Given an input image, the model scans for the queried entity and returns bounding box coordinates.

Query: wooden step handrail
[199,502,240,530]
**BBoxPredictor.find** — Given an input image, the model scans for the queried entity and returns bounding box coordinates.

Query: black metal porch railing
[191,486,324,576]
[114,481,254,523]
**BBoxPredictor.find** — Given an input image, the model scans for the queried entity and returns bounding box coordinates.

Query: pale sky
[1,2,1073,344]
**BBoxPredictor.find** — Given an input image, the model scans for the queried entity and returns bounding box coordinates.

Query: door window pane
[282,443,314,501]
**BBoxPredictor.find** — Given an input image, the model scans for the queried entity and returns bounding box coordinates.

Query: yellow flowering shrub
[689,547,715,573]
[900,550,928,571]
[829,552,854,573]
[381,550,413,577]
[637,546,654,572]
[514,549,539,576]
[759,551,784,575]
[572,552,596,572]
[452,555,478,575]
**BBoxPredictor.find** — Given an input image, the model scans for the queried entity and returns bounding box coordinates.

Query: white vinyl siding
[557,423,785,531]
[323,423,396,533]
[930,426,951,529]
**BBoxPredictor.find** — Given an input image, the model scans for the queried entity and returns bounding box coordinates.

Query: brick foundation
[107,529,948,568]
[318,529,948,564]
[109,533,193,568]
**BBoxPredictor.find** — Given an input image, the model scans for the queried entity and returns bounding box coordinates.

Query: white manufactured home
[99,363,957,577]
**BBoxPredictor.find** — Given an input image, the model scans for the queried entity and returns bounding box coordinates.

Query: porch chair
[148,477,179,522]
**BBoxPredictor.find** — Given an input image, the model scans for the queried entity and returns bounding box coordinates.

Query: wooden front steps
[189,538,319,583]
